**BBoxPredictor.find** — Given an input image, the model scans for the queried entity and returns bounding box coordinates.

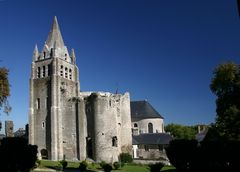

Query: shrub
[60,159,68,169]
[119,153,133,163]
[166,139,198,172]
[100,161,107,168]
[55,162,63,172]
[0,137,38,172]
[102,163,113,172]
[149,162,164,172]
[79,160,88,171]
[34,159,41,168]
[113,161,120,170]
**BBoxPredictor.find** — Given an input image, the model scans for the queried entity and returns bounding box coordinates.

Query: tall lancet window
[148,123,153,133]
[48,64,52,76]
[37,67,41,78]
[42,66,46,77]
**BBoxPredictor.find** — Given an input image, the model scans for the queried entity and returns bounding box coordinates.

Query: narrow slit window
[36,98,40,109]
[37,67,41,78]
[48,64,51,76]
[112,136,118,147]
[42,66,46,77]
[42,121,45,128]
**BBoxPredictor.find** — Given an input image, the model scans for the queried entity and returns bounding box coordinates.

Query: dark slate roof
[132,133,173,145]
[131,100,164,119]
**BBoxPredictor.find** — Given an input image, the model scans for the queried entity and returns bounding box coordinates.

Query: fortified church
[29,17,165,162]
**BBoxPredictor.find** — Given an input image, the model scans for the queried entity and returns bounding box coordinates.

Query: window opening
[148,123,153,133]
[42,66,46,77]
[37,67,41,78]
[36,98,40,109]
[112,136,118,147]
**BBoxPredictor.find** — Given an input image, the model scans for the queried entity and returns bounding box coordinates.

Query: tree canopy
[0,67,11,114]
[210,62,240,140]
[165,123,197,140]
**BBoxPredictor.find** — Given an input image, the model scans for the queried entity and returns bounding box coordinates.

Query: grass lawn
[32,160,176,172]
[112,164,176,172]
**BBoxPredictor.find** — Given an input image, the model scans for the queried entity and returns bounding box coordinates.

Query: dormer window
[43,52,46,58]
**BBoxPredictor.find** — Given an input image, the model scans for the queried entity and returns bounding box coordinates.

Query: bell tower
[29,16,80,160]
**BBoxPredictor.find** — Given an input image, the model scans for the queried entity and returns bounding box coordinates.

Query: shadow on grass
[161,169,176,172]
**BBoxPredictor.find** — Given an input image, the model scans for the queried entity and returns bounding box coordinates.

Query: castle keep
[29,17,132,162]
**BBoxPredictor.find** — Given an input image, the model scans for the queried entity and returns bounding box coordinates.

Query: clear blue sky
[0,0,240,132]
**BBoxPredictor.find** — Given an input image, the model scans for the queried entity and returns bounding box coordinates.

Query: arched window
[134,123,138,127]
[37,67,41,78]
[60,65,63,77]
[148,123,153,133]
[65,67,68,78]
[41,149,48,159]
[42,66,46,77]
[69,69,72,80]
[42,121,45,128]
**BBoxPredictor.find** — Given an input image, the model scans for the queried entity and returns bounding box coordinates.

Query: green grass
[38,159,59,168]
[112,164,176,172]
[33,160,176,172]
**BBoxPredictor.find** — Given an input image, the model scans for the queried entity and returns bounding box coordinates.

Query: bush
[149,162,164,172]
[60,159,68,169]
[79,160,88,171]
[100,161,107,168]
[55,162,63,172]
[119,153,133,163]
[0,137,38,172]
[34,159,41,168]
[166,139,198,172]
[113,161,120,170]
[102,163,113,172]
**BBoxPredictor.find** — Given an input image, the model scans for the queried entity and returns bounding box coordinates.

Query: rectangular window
[36,98,40,109]
[48,64,52,76]
[144,145,149,151]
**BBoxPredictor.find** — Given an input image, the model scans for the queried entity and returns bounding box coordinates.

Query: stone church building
[29,17,132,162]
[29,17,166,162]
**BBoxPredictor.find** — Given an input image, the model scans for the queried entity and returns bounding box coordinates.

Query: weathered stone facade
[29,17,132,162]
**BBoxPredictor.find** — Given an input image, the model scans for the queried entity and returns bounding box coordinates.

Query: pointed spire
[70,48,76,64]
[33,44,39,61]
[46,16,65,49]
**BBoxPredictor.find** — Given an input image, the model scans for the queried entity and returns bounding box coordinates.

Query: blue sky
[0,0,240,132]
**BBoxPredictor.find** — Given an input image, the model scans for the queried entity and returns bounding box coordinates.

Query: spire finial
[70,48,76,64]
[33,44,39,61]
[45,16,65,49]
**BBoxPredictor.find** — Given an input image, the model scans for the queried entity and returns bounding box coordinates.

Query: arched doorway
[40,149,48,159]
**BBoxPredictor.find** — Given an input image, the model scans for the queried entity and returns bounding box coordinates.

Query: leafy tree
[0,67,11,114]
[210,62,240,140]
[165,123,197,140]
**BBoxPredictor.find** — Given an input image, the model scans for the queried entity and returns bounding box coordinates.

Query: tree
[0,67,11,114]
[165,123,197,140]
[210,62,240,140]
